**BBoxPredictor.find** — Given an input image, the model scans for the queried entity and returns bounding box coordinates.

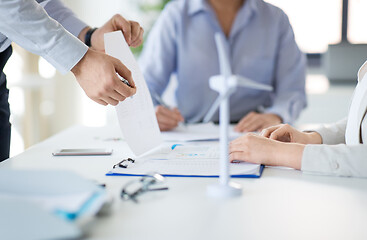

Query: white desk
[1,125,367,240]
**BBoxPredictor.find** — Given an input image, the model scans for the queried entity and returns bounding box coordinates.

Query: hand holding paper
[90,15,144,51]
[72,49,136,106]
[104,31,163,156]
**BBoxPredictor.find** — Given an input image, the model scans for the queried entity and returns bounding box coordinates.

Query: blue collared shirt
[139,0,306,123]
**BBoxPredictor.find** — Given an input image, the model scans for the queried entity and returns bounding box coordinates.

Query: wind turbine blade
[202,89,234,123]
[202,95,222,123]
[215,33,232,78]
[235,75,273,91]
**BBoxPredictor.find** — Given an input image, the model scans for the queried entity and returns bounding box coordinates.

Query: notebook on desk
[106,144,264,178]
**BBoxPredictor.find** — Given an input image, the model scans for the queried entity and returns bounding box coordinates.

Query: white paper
[104,31,163,156]
[161,122,243,142]
[141,144,220,160]
[109,143,261,177]
[110,158,261,177]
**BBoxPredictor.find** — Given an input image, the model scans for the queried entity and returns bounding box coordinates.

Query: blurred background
[5,0,367,157]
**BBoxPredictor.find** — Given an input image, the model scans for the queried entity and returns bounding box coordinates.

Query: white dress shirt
[0,0,88,74]
[302,60,367,177]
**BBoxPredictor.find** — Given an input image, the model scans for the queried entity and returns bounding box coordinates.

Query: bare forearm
[273,143,305,170]
[304,132,323,144]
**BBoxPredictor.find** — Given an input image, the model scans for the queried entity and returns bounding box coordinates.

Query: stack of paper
[0,199,81,240]
[0,170,109,239]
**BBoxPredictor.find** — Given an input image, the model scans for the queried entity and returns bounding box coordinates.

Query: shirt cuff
[0,39,11,52]
[301,145,339,175]
[59,15,88,38]
[43,30,88,74]
[302,118,347,144]
[301,144,362,177]
[308,126,343,145]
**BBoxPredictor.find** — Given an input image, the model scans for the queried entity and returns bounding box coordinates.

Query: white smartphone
[52,148,113,156]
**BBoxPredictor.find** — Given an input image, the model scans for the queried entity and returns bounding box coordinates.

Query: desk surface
[2,125,367,240]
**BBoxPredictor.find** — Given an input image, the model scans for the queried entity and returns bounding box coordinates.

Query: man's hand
[234,112,282,132]
[229,133,304,170]
[90,14,144,51]
[156,106,184,131]
[71,49,136,106]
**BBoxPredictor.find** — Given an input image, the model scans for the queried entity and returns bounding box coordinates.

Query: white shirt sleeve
[301,117,367,177]
[304,118,347,144]
[0,0,88,74]
[302,144,367,178]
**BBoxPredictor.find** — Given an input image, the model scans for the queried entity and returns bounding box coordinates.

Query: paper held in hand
[104,31,163,156]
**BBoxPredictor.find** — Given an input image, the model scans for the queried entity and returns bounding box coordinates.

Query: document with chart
[105,31,163,156]
[107,143,264,178]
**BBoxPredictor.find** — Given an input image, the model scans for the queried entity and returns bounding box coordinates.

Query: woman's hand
[261,124,322,144]
[229,133,304,170]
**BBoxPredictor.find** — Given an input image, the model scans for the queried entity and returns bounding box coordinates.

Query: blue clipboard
[106,165,264,178]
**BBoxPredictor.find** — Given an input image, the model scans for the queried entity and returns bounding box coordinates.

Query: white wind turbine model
[206,33,273,198]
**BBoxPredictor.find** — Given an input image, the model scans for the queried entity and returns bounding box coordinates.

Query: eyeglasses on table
[113,158,135,169]
[121,172,169,203]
